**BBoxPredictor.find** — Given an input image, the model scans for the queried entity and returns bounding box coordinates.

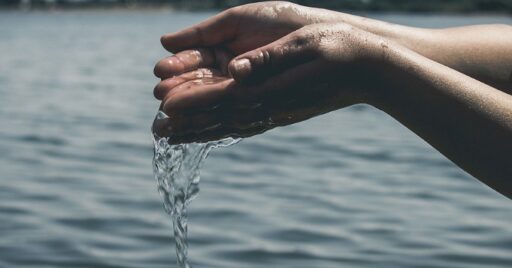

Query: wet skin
[152,2,512,198]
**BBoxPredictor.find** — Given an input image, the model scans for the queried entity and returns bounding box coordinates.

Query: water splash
[152,111,239,268]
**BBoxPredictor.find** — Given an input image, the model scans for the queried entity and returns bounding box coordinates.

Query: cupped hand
[153,23,389,143]
[153,1,340,85]
[159,1,337,55]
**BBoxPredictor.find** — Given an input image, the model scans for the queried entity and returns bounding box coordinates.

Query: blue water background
[0,10,511,268]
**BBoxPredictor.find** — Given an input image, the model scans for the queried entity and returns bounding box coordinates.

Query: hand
[152,3,512,198]
[153,23,387,143]
[158,1,337,55]
[153,1,340,91]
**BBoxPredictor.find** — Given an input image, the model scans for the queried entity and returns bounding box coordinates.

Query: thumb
[161,10,236,53]
[228,31,317,83]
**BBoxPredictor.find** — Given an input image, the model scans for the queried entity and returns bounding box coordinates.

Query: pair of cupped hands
[153,1,392,143]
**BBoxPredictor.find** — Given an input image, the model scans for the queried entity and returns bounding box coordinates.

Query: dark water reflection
[0,10,511,268]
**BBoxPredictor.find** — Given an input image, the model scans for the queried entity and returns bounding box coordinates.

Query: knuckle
[289,30,320,53]
[252,49,271,67]
[290,32,310,48]
[261,50,272,65]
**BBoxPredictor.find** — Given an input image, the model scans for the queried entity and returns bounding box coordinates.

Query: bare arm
[153,2,512,198]
[369,38,512,198]
[309,8,512,91]
[156,1,512,92]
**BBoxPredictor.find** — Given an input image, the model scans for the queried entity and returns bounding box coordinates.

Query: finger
[153,62,342,143]
[153,48,215,79]
[160,10,237,53]
[228,30,318,83]
[155,85,321,142]
[162,78,237,114]
[233,60,326,102]
[153,75,330,143]
[153,96,321,143]
[161,60,324,114]
[153,68,223,100]
[153,115,270,144]
[181,107,273,133]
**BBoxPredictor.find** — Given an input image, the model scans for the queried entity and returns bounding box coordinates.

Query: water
[1,10,511,268]
[152,111,238,268]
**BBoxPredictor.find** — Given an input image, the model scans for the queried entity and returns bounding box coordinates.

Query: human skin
[152,2,512,198]
[154,2,512,94]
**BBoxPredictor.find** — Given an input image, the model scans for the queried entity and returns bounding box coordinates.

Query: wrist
[362,36,447,114]
[358,37,408,109]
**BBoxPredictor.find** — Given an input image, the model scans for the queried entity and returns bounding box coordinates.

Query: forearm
[425,25,512,91]
[310,7,512,91]
[369,40,512,199]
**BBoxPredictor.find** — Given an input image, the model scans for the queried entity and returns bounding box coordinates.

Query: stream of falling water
[152,111,239,268]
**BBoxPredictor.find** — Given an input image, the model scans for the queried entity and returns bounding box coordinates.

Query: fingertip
[160,33,179,53]
[153,84,161,100]
[160,34,170,49]
[153,61,164,78]
[229,58,252,82]
[160,34,166,46]
[154,57,179,79]
[154,77,186,101]
[153,82,167,100]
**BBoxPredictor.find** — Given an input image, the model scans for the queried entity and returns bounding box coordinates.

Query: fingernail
[232,58,251,80]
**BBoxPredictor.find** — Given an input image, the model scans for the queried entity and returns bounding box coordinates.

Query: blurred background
[1,0,512,12]
[0,1,511,268]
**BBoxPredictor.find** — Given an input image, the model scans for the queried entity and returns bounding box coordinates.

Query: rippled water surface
[0,10,511,268]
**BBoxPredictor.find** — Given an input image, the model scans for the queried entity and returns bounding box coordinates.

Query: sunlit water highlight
[152,111,239,268]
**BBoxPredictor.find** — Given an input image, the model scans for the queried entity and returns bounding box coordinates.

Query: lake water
[0,10,511,268]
